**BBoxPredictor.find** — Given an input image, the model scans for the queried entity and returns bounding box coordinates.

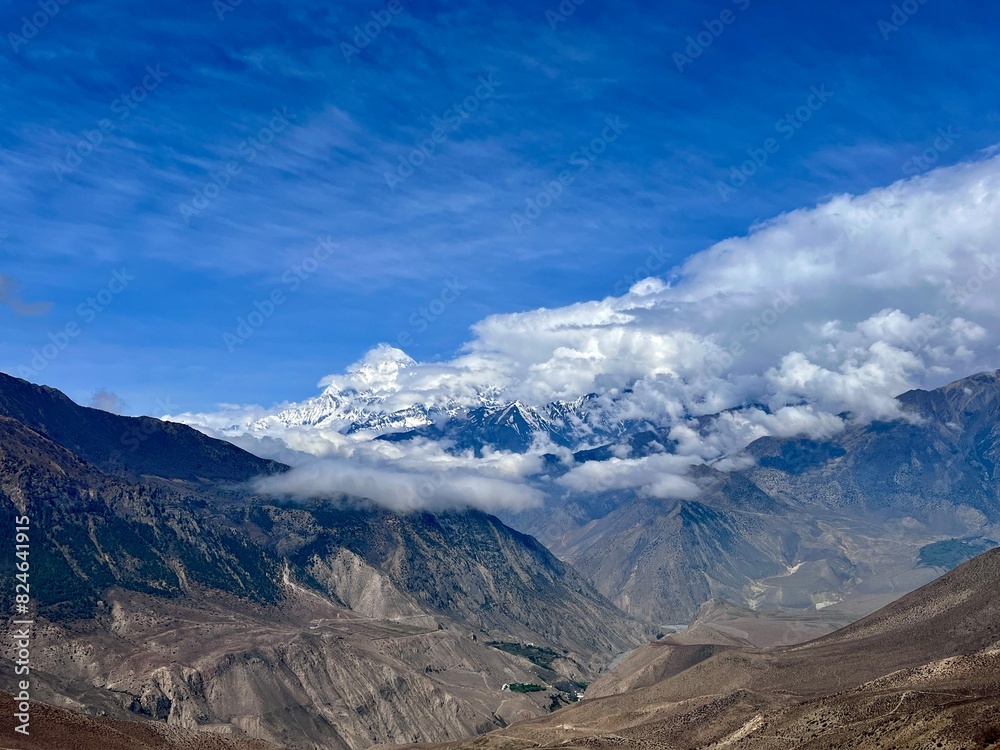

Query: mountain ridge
[0,373,645,749]
[0,372,285,484]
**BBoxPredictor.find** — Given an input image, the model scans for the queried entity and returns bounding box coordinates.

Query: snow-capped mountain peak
[318,344,417,397]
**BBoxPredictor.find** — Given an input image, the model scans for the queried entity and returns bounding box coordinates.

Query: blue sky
[1,0,999,414]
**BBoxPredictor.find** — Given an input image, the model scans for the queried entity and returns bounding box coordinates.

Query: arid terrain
[16,585,588,749]
[0,691,284,750]
[397,547,1000,749]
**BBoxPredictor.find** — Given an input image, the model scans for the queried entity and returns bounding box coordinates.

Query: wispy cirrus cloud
[2,0,1000,418]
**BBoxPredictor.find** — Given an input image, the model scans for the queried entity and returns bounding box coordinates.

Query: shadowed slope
[0,372,284,483]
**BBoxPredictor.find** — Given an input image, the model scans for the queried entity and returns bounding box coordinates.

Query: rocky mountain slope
[0,690,285,750]
[523,371,1000,623]
[0,373,644,749]
[186,358,1000,627]
[398,545,1000,750]
[0,373,285,484]
[583,598,856,700]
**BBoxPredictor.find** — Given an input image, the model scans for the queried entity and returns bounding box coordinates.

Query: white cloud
[253,456,544,513]
[557,453,703,500]
[177,153,1000,510]
[166,402,278,432]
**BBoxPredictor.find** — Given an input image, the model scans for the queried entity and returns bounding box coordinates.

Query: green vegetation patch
[918,537,996,569]
[488,640,562,670]
[507,682,545,693]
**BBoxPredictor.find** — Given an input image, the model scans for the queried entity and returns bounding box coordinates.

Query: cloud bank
[174,153,1000,511]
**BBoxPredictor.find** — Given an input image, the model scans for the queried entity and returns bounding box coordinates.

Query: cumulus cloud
[449,156,999,415]
[176,153,1000,510]
[557,453,703,501]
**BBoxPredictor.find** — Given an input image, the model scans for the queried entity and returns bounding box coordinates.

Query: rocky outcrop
[305,548,427,621]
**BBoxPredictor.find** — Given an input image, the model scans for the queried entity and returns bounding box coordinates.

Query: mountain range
[405,543,1000,750]
[530,370,1000,623]
[0,372,645,749]
[205,347,629,454]
[4,367,1000,749]
[188,361,1000,625]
